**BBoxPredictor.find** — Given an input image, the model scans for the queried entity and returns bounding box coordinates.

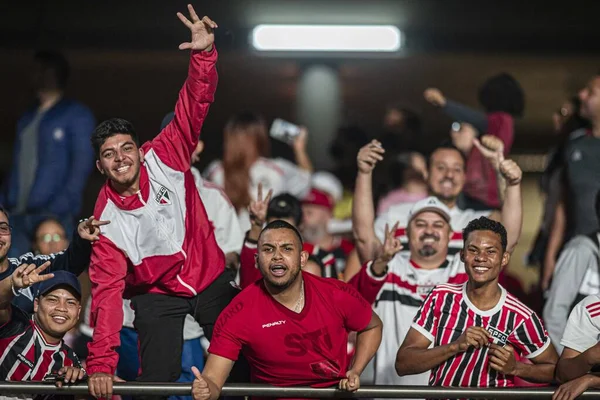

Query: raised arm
[152,6,218,171]
[353,140,385,264]
[475,136,522,253]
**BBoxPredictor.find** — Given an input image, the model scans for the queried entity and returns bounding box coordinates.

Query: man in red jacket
[85,6,239,399]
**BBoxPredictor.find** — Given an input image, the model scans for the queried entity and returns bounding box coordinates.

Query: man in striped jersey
[396,217,558,387]
[352,136,521,266]
[553,294,600,400]
[0,264,85,392]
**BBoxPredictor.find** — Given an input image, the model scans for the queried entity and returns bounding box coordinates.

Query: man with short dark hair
[396,217,558,388]
[0,265,85,390]
[85,7,240,400]
[0,50,96,258]
[190,220,383,400]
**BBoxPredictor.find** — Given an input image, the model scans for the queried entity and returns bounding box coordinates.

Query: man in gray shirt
[544,190,600,353]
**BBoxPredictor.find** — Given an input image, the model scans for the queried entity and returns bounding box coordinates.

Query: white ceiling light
[251,24,402,52]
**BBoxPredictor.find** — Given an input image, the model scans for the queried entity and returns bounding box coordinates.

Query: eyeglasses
[37,233,65,243]
[0,223,12,236]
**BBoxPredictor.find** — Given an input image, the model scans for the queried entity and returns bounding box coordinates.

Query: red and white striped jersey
[412,283,550,387]
[560,294,600,354]
[0,306,81,384]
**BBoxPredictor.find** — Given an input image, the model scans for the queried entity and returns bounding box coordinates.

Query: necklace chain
[293,280,304,313]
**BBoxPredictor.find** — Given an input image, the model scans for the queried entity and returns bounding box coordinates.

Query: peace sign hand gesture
[12,261,54,290]
[177,4,218,52]
[248,183,273,228]
[380,222,403,263]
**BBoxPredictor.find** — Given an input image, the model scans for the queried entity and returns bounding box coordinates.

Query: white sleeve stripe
[411,322,435,343]
[525,337,551,359]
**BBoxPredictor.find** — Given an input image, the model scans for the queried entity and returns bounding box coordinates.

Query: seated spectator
[396,217,558,387]
[204,112,312,232]
[32,217,69,256]
[554,294,600,399]
[544,190,600,353]
[0,50,95,258]
[0,267,86,390]
[424,72,525,210]
[302,188,354,277]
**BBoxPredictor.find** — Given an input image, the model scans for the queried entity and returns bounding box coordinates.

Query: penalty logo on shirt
[487,326,508,346]
[155,186,172,205]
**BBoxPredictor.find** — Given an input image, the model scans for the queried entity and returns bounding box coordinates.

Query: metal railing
[2,382,600,398]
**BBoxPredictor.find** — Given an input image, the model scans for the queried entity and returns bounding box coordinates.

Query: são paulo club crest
[155,186,172,205]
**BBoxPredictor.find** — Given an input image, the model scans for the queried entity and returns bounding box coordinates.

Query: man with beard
[349,147,523,389]
[352,137,523,268]
[190,220,383,400]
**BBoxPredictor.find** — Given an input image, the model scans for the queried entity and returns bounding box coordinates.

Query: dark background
[1,0,600,219]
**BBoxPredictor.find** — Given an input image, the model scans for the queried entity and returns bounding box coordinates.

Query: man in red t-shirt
[191,220,382,400]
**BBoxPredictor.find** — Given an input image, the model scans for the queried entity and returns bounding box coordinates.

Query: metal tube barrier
[3,382,600,399]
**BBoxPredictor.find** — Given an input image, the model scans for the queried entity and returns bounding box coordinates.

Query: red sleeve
[347,262,387,305]
[239,237,261,289]
[207,298,246,361]
[508,313,551,359]
[332,280,373,332]
[411,289,438,343]
[487,112,514,155]
[85,235,127,375]
[150,48,218,171]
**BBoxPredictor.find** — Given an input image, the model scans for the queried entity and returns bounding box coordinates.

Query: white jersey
[374,202,490,260]
[81,168,244,341]
[350,252,468,390]
[561,294,600,353]
[204,157,311,232]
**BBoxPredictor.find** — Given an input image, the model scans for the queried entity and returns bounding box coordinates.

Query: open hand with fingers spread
[11,261,54,291]
[248,183,273,228]
[357,140,385,174]
[451,326,491,353]
[177,4,218,52]
[77,216,110,242]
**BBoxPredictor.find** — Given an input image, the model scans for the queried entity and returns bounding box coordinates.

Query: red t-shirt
[209,272,372,392]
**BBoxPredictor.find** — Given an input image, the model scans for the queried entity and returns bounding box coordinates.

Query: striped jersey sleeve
[508,311,550,359]
[561,295,600,353]
[411,288,439,342]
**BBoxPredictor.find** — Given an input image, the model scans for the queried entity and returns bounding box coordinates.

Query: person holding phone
[204,113,313,232]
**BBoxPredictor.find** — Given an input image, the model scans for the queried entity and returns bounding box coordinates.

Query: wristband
[370,263,389,278]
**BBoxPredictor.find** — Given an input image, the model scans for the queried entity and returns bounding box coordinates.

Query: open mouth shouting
[269,263,288,278]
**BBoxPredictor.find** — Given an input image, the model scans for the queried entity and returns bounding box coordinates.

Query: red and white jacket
[86,48,223,375]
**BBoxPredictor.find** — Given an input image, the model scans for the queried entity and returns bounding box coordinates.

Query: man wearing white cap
[349,145,523,391]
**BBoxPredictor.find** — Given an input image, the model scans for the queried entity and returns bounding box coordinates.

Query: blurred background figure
[32,217,69,256]
[204,112,312,232]
[0,50,95,258]
[424,72,525,210]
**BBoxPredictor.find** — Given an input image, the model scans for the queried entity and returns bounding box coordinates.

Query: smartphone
[270,118,301,145]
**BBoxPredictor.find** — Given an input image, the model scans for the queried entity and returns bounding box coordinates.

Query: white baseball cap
[311,171,343,203]
[408,196,451,223]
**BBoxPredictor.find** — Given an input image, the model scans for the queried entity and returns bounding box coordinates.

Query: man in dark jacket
[0,50,96,257]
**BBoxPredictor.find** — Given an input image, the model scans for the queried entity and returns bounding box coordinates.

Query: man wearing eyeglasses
[0,205,106,312]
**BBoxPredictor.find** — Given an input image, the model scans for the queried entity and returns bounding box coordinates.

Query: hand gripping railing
[2,382,600,398]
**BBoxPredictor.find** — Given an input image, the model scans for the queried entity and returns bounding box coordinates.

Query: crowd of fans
[2,6,600,400]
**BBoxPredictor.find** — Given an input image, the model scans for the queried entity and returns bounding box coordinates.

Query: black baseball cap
[36,271,82,300]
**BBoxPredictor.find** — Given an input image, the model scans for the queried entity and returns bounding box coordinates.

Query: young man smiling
[396,217,558,388]
[85,6,239,399]
[190,220,383,400]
